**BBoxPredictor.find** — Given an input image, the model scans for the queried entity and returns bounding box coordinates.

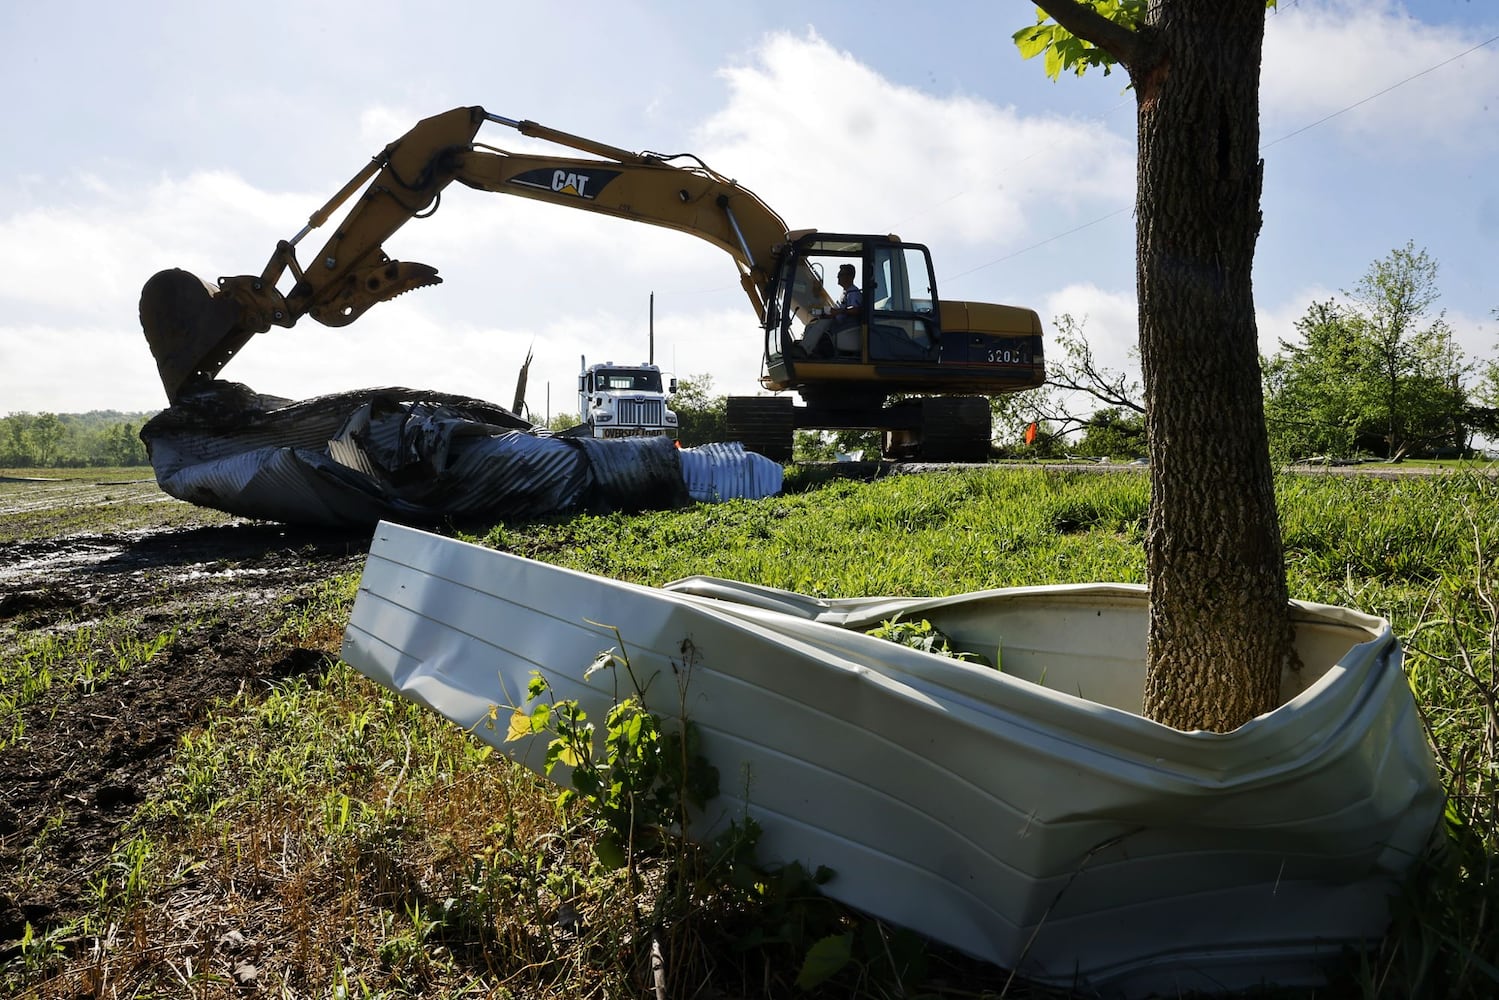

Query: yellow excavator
[139,106,1044,461]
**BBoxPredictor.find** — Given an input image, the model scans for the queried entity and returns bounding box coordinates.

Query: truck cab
[578,359,679,439]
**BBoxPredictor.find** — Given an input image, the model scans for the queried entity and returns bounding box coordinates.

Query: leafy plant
[496,630,953,996]
[1012,0,1146,79]
[865,615,993,668]
[502,627,718,868]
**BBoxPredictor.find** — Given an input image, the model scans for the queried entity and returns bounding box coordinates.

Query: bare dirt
[0,474,371,952]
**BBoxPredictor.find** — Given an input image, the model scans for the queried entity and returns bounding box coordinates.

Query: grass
[4,466,1497,997]
[0,616,187,750]
[480,468,1150,595]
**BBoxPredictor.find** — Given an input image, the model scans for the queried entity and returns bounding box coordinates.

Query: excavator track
[882,396,992,462]
[725,396,795,463]
[915,396,992,462]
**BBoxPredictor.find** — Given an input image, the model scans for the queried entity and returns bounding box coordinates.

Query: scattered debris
[140,381,781,527]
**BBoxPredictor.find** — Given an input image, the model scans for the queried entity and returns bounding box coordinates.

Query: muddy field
[0,473,372,951]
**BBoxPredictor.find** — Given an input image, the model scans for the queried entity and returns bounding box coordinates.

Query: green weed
[0,616,185,749]
[865,615,993,667]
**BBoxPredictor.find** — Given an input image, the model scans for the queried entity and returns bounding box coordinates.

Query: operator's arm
[836,286,863,316]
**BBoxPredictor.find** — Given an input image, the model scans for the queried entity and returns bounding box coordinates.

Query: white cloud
[696,31,1134,248]
[1262,0,1499,151]
[1042,283,1138,374]
[0,171,308,328]
[1446,307,1497,371]
[0,322,164,412]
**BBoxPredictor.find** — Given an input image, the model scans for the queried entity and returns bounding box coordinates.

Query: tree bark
[1130,1,1298,731]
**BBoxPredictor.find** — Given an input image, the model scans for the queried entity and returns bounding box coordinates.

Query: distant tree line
[995,243,1499,462]
[0,411,153,468]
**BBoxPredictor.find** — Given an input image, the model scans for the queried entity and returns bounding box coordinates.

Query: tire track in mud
[0,477,173,519]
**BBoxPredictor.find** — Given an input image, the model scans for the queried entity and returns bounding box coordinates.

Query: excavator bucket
[140,268,256,402]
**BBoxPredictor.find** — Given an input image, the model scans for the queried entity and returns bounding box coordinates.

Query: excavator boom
[140,105,788,401]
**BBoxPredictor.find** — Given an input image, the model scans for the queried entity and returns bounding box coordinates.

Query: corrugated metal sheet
[571,435,690,510]
[342,522,1443,998]
[678,442,785,502]
[140,381,780,526]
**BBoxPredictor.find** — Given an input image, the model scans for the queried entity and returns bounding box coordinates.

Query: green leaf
[556,740,584,768]
[1012,23,1055,61]
[504,706,537,742]
[795,932,854,990]
[1043,38,1066,80]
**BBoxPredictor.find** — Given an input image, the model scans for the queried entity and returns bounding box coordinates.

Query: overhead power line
[946,207,1131,283]
[1261,31,1499,150]
[948,26,1499,286]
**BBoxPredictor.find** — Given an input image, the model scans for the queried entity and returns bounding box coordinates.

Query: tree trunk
[1133,1,1299,731]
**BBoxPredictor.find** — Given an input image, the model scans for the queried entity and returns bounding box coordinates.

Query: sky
[2,0,1496,422]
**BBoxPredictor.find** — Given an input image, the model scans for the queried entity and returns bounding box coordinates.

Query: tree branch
[1030,0,1143,70]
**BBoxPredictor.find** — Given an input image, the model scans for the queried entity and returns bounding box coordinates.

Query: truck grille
[616,399,665,425]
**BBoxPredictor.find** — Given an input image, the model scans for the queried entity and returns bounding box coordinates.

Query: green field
[3,467,1495,998]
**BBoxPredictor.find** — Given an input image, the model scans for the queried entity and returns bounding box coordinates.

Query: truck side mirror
[669,378,678,394]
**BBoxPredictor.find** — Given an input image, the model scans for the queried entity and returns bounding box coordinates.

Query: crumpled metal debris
[341,521,1444,998]
[140,381,781,527]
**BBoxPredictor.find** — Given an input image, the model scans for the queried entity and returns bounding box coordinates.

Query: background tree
[1347,242,1466,459]
[670,374,729,446]
[27,413,63,466]
[1262,300,1365,460]
[1074,407,1146,459]
[0,411,153,468]
[1264,245,1472,461]
[1017,0,1296,731]
[542,411,581,433]
[1044,314,1144,423]
[92,420,150,466]
[793,429,883,463]
[1465,309,1499,447]
[995,313,1144,449]
[1479,311,1499,410]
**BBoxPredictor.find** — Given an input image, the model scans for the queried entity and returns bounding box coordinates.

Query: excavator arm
[140,105,792,402]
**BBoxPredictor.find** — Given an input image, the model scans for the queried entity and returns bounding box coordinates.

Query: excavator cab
[764,233,945,378]
[735,230,1044,463]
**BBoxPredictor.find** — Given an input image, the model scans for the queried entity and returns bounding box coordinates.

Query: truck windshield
[598,370,662,392]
